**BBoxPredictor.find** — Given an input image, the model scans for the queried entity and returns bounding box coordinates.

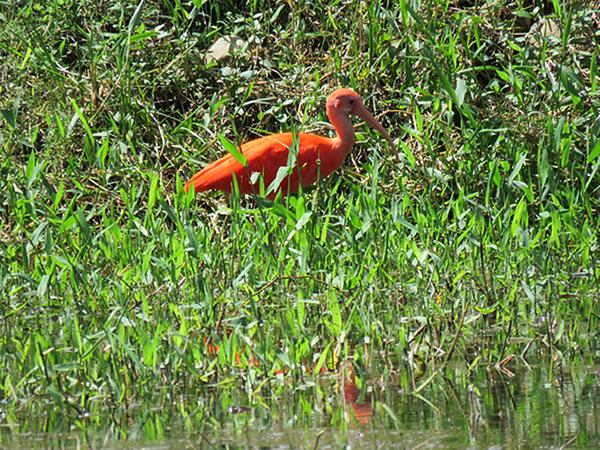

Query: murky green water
[1,362,599,448]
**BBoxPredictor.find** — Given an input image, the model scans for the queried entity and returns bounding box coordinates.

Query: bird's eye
[349,99,355,105]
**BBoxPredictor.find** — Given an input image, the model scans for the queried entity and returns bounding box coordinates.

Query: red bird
[185,88,397,198]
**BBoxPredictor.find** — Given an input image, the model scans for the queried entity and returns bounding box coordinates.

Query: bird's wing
[242,133,338,195]
[186,133,337,195]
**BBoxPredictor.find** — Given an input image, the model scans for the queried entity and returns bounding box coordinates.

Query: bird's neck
[327,106,355,156]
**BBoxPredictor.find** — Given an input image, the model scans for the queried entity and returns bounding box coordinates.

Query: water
[1,361,599,448]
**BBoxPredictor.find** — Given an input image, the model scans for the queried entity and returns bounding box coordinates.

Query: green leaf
[399,141,416,168]
[587,139,600,164]
[25,151,44,189]
[508,152,527,184]
[37,274,50,297]
[328,293,342,334]
[147,172,159,218]
[185,224,199,258]
[31,222,48,245]
[46,385,65,405]
[511,197,528,236]
[554,116,565,153]
[25,150,36,181]
[71,100,96,150]
[414,103,423,133]
[1,109,15,128]
[219,133,247,167]
[266,166,290,196]
[456,78,467,107]
[128,0,145,32]
[295,211,312,231]
[313,342,331,374]
[76,209,92,241]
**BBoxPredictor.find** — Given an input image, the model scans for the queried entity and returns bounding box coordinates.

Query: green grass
[0,0,598,435]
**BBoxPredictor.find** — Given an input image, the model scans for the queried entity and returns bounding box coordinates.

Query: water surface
[2,361,598,448]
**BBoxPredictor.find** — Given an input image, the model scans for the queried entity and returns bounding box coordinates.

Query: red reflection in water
[341,362,373,425]
[204,338,373,424]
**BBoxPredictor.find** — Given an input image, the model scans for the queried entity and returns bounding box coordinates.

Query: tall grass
[0,0,598,431]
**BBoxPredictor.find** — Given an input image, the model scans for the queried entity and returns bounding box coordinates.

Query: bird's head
[326,88,364,115]
[326,88,398,162]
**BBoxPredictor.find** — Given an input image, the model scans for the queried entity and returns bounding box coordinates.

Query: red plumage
[185,89,396,198]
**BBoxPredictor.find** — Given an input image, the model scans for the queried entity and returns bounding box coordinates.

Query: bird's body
[187,132,345,196]
[185,89,396,198]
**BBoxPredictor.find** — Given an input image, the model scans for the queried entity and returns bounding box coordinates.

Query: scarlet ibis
[185,88,397,198]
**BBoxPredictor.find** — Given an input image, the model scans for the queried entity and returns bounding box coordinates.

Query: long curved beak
[354,106,400,164]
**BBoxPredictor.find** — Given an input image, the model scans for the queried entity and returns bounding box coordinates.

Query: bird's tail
[185,156,234,193]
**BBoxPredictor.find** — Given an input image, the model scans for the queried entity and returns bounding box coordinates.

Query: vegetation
[0,0,598,442]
